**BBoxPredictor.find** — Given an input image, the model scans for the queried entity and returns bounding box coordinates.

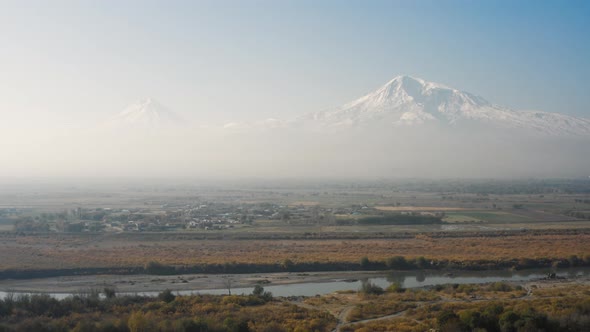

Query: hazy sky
[1,0,590,179]
[1,0,589,127]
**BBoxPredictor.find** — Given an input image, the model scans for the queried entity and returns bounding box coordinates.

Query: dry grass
[303,293,358,319]
[0,232,589,271]
[339,282,590,332]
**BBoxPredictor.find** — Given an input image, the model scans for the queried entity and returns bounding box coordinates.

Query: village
[5,201,359,234]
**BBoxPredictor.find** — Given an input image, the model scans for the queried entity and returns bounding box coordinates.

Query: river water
[1,268,588,299]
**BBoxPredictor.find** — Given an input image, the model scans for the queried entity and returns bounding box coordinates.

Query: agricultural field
[443,211,534,223]
[0,179,589,331]
[0,179,589,276]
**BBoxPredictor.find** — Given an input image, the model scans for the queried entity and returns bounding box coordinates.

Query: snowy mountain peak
[385,75,451,91]
[107,98,182,128]
[351,75,489,111]
[305,75,590,135]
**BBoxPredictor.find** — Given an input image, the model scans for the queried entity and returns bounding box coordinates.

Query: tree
[437,310,461,332]
[252,285,264,296]
[252,284,273,301]
[460,310,483,330]
[223,277,233,295]
[385,256,409,269]
[281,259,294,271]
[103,287,117,299]
[157,289,175,303]
[360,256,370,269]
[415,256,428,269]
[359,280,384,295]
[128,311,149,332]
[72,320,98,332]
[178,318,208,332]
[568,255,579,267]
[498,310,519,332]
[280,210,291,223]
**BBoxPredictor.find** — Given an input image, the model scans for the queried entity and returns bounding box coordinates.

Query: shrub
[414,256,428,269]
[385,256,409,269]
[103,287,117,299]
[359,281,384,295]
[386,282,404,293]
[157,289,176,303]
[359,256,370,269]
[252,285,264,296]
[488,282,513,292]
[281,259,294,271]
[437,310,461,332]
[144,261,174,275]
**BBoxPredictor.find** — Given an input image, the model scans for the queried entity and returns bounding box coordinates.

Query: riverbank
[1,268,588,298]
[0,271,384,295]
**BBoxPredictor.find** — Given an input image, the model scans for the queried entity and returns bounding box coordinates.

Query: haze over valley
[3,75,588,179]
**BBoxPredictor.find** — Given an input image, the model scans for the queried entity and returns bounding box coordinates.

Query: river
[1,267,587,300]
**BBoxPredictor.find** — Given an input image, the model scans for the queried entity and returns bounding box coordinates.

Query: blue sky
[1,0,589,124]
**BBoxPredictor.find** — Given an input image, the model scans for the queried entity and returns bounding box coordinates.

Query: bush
[127,311,161,332]
[103,287,117,299]
[252,285,264,296]
[359,256,370,269]
[0,301,8,318]
[158,289,176,303]
[72,320,98,332]
[359,281,384,295]
[144,261,175,275]
[177,318,208,332]
[385,256,410,269]
[281,259,294,271]
[414,256,428,269]
[437,310,461,332]
[488,282,513,292]
[386,282,404,293]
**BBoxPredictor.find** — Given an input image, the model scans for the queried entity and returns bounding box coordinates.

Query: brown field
[0,232,588,271]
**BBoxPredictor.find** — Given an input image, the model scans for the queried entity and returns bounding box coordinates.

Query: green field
[444,211,534,223]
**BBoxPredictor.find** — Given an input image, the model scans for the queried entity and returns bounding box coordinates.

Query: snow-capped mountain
[302,75,590,135]
[107,98,182,128]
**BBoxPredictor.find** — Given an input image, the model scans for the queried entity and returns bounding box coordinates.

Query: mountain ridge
[299,75,590,135]
[107,77,590,136]
[106,98,183,128]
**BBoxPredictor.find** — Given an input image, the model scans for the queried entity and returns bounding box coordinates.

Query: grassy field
[443,211,534,223]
